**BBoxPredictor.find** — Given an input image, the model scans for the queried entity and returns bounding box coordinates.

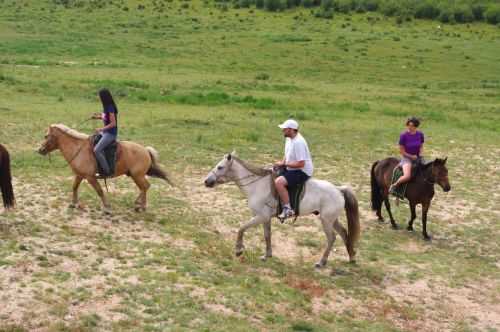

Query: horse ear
[443,157,448,164]
[227,153,232,161]
[231,149,237,156]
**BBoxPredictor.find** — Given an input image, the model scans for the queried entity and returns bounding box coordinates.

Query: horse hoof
[315,261,326,269]
[407,226,414,232]
[349,259,356,264]
[260,255,271,261]
[423,235,432,241]
[103,207,112,215]
[391,224,399,230]
[235,250,243,257]
[69,203,76,209]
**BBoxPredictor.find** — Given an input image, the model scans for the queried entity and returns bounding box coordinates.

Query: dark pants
[282,169,309,188]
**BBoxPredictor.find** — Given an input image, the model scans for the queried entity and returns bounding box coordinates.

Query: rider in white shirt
[274,119,313,220]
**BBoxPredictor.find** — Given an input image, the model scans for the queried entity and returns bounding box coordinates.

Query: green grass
[0,0,499,331]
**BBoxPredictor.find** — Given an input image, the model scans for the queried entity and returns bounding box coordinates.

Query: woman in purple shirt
[390,117,424,193]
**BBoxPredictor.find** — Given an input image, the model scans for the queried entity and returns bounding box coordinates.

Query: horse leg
[316,216,336,268]
[235,215,265,257]
[333,218,356,263]
[87,177,110,213]
[132,175,150,212]
[422,201,432,241]
[384,198,398,229]
[69,175,83,208]
[407,202,417,232]
[261,219,272,261]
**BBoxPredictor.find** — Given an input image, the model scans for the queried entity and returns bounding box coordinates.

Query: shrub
[238,0,252,8]
[363,0,378,12]
[256,0,264,8]
[415,1,440,20]
[471,4,485,21]
[264,0,282,11]
[485,4,500,24]
[438,6,454,23]
[380,0,402,17]
[453,5,474,23]
[320,0,333,11]
[335,0,353,14]
[301,0,314,8]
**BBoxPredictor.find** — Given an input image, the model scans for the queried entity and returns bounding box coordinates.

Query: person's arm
[419,143,424,157]
[97,112,117,132]
[399,145,417,160]
[285,160,305,169]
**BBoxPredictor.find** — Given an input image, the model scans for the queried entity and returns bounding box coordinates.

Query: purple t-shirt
[399,130,424,156]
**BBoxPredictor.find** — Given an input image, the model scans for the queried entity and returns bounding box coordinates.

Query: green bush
[238,0,253,8]
[264,0,282,11]
[485,4,500,24]
[380,0,402,17]
[321,0,334,11]
[301,0,314,9]
[335,0,353,14]
[256,0,264,8]
[471,4,485,20]
[359,0,379,12]
[415,1,440,20]
[438,6,454,23]
[453,5,474,23]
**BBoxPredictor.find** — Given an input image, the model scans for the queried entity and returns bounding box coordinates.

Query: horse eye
[217,166,224,170]
[44,135,48,139]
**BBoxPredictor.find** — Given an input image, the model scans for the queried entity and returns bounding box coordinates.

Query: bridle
[42,133,86,168]
[210,159,269,187]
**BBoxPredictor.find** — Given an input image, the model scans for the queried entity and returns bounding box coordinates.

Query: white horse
[204,152,360,268]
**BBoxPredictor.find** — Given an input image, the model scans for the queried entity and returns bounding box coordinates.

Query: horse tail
[0,145,15,209]
[370,160,383,212]
[146,147,174,186]
[339,186,360,260]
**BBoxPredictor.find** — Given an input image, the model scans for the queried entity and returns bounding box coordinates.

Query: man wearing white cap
[274,119,314,220]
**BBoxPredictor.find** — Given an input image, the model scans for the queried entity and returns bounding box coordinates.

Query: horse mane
[232,156,272,176]
[51,124,89,140]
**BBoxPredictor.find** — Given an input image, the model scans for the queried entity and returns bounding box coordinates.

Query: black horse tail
[370,160,383,212]
[146,147,174,186]
[0,145,15,209]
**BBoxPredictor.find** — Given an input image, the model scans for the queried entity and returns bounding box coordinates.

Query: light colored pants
[94,133,116,175]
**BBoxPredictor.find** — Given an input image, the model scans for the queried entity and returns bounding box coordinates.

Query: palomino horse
[0,144,15,210]
[370,157,451,240]
[38,124,172,212]
[204,152,360,267]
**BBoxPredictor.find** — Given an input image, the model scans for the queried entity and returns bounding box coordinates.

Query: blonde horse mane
[51,124,89,140]
[232,156,272,177]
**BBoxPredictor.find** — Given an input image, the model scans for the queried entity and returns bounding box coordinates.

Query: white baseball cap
[278,119,299,130]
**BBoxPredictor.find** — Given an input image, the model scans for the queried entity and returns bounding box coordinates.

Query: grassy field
[0,0,499,331]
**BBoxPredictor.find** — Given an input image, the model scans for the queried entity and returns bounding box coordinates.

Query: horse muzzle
[443,185,451,192]
[38,147,48,155]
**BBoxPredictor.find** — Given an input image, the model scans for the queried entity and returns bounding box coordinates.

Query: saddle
[92,134,119,177]
[391,158,426,198]
[273,167,308,220]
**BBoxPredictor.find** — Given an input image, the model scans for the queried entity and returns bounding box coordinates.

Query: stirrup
[278,208,295,223]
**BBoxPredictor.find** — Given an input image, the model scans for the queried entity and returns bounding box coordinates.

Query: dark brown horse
[0,144,15,210]
[370,157,451,240]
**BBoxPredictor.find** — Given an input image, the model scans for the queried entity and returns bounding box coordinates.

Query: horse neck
[415,162,435,187]
[231,160,272,197]
[56,131,88,163]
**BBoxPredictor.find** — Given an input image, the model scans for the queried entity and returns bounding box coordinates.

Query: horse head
[204,151,236,187]
[430,157,451,192]
[38,125,60,155]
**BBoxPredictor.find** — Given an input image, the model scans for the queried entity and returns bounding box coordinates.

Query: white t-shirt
[284,133,314,176]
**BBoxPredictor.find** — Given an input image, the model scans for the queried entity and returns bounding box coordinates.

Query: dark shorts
[282,169,309,188]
